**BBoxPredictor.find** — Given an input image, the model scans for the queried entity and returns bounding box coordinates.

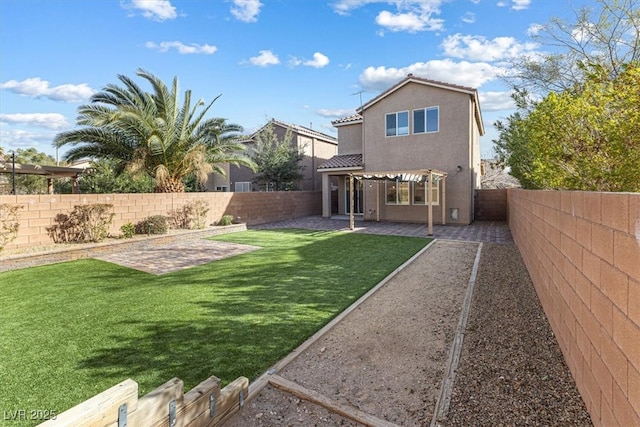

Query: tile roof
[317,154,363,170]
[331,114,362,126]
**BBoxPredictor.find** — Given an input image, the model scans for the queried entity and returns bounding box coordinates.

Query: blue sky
[0,0,590,161]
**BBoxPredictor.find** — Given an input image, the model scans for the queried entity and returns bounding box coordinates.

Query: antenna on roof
[351,90,364,108]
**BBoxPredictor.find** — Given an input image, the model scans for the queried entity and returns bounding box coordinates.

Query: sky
[0,0,593,161]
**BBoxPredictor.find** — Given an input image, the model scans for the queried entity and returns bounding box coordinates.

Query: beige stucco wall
[509,189,640,426]
[336,122,363,155]
[331,81,480,224]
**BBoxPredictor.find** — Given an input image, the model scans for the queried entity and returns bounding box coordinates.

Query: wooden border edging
[246,239,438,399]
[37,375,249,427]
[430,242,483,427]
[269,375,401,427]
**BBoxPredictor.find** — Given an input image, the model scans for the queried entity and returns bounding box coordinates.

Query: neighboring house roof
[331,114,363,127]
[317,154,363,171]
[333,74,485,136]
[246,118,338,145]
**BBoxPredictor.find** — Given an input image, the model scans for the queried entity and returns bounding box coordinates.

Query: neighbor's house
[318,74,484,225]
[206,119,338,192]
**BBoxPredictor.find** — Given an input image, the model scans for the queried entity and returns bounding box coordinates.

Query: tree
[55,69,254,193]
[251,123,305,191]
[77,159,154,194]
[505,0,640,95]
[495,64,640,191]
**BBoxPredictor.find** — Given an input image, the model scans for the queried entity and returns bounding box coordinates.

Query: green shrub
[135,215,168,235]
[168,200,210,230]
[0,204,23,251]
[120,222,135,238]
[46,204,114,243]
[217,215,234,226]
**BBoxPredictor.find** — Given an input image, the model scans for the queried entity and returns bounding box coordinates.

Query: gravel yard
[224,241,592,426]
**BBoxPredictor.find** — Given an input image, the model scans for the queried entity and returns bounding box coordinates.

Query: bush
[167,200,210,230]
[0,204,23,251]
[46,204,114,243]
[217,215,234,226]
[120,222,135,238]
[135,215,168,235]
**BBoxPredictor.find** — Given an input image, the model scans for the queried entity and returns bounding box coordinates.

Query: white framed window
[234,182,251,192]
[385,179,410,205]
[385,111,409,137]
[412,180,439,205]
[413,106,439,134]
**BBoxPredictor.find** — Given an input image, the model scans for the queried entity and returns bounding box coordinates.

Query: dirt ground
[224,240,479,427]
[223,241,591,427]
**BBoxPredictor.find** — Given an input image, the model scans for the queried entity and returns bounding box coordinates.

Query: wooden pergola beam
[347,169,448,236]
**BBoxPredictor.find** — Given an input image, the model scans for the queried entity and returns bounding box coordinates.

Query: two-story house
[318,74,484,228]
[206,119,338,192]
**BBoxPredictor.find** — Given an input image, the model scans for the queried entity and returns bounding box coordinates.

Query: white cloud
[248,50,280,67]
[478,91,515,111]
[461,12,475,24]
[304,52,330,68]
[441,34,538,61]
[230,0,263,22]
[145,41,217,54]
[496,0,530,10]
[332,0,445,33]
[376,10,444,33]
[317,108,355,118]
[511,0,531,10]
[0,78,95,103]
[0,113,69,130]
[124,0,178,21]
[359,59,502,91]
[527,23,543,37]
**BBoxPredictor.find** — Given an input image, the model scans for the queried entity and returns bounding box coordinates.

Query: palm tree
[55,69,255,192]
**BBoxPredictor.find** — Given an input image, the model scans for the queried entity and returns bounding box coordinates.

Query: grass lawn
[0,229,429,422]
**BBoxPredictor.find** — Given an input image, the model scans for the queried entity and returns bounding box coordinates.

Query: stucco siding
[336,123,363,155]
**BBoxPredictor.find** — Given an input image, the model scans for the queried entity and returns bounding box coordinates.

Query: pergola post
[427,171,433,236]
[441,175,446,225]
[47,178,54,194]
[349,174,355,230]
[376,180,380,222]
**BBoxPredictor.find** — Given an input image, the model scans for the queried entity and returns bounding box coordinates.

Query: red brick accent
[508,189,639,426]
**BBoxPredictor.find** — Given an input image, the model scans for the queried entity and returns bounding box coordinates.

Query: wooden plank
[210,377,249,426]
[126,378,184,427]
[269,375,401,427]
[38,379,138,427]
[179,375,221,427]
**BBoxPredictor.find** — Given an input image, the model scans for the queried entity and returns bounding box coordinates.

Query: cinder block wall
[0,191,322,249]
[508,189,640,427]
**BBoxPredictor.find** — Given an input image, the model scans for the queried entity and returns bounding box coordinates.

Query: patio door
[345,178,364,215]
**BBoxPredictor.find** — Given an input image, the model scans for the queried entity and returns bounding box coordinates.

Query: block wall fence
[0,191,322,250]
[507,189,639,427]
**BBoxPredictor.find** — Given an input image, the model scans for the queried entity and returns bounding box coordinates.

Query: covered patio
[320,166,448,236]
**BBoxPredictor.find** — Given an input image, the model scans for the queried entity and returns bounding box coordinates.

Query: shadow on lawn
[76,230,429,394]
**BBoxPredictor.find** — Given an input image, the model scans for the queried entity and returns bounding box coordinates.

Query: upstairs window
[413,107,439,134]
[385,111,409,137]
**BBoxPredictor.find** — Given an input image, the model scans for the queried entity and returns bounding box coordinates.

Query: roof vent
[407,73,414,77]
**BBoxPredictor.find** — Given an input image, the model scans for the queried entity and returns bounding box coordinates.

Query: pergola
[345,169,447,236]
[0,162,87,194]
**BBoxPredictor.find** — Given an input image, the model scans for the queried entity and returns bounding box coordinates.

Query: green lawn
[0,229,429,422]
